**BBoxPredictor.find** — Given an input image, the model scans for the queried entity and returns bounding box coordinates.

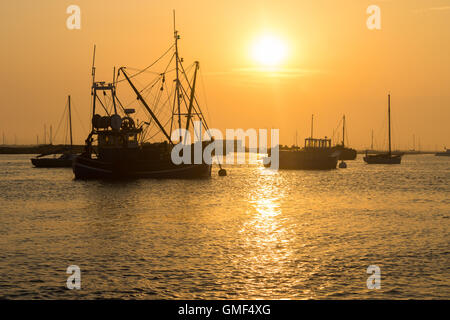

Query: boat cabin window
[304,138,331,148]
[128,134,137,143]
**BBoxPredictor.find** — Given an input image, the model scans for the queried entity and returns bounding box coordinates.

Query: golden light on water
[251,34,288,67]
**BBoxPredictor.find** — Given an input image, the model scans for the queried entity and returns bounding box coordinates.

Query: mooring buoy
[339,161,347,168]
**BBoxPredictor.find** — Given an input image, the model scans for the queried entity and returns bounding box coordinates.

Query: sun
[251,34,288,67]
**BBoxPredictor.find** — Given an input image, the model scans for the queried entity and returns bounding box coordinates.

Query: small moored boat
[364,94,402,165]
[435,149,450,157]
[31,152,76,168]
[332,115,357,160]
[31,95,78,168]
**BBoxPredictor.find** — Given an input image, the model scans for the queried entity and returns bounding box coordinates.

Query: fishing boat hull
[332,146,357,160]
[264,150,339,170]
[73,154,211,179]
[363,153,402,164]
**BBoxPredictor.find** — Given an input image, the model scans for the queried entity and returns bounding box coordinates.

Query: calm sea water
[0,154,448,299]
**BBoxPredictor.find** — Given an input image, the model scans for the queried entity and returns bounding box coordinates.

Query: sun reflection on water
[234,169,299,298]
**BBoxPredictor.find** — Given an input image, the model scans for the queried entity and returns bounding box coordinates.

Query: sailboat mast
[371,129,374,150]
[388,93,391,155]
[68,95,73,149]
[173,11,182,138]
[311,114,314,138]
[342,115,345,146]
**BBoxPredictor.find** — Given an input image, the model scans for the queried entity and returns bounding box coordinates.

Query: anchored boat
[73,19,218,179]
[264,115,340,170]
[31,95,77,168]
[264,137,340,170]
[364,94,402,164]
[435,149,450,157]
[332,115,357,161]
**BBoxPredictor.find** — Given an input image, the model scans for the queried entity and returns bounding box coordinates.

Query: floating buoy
[339,161,347,168]
[218,168,227,176]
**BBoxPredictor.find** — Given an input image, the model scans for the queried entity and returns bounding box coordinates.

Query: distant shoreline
[0,145,84,155]
[0,145,437,155]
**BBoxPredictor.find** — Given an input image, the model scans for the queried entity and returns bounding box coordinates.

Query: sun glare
[251,35,288,67]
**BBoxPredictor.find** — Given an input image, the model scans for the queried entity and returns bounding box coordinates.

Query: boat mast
[342,115,345,146]
[174,11,182,139]
[185,61,199,133]
[388,93,391,156]
[68,95,73,149]
[92,45,96,85]
[371,129,374,150]
[91,45,96,131]
[311,114,314,138]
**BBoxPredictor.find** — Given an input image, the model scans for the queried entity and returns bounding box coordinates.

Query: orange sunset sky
[0,0,449,150]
